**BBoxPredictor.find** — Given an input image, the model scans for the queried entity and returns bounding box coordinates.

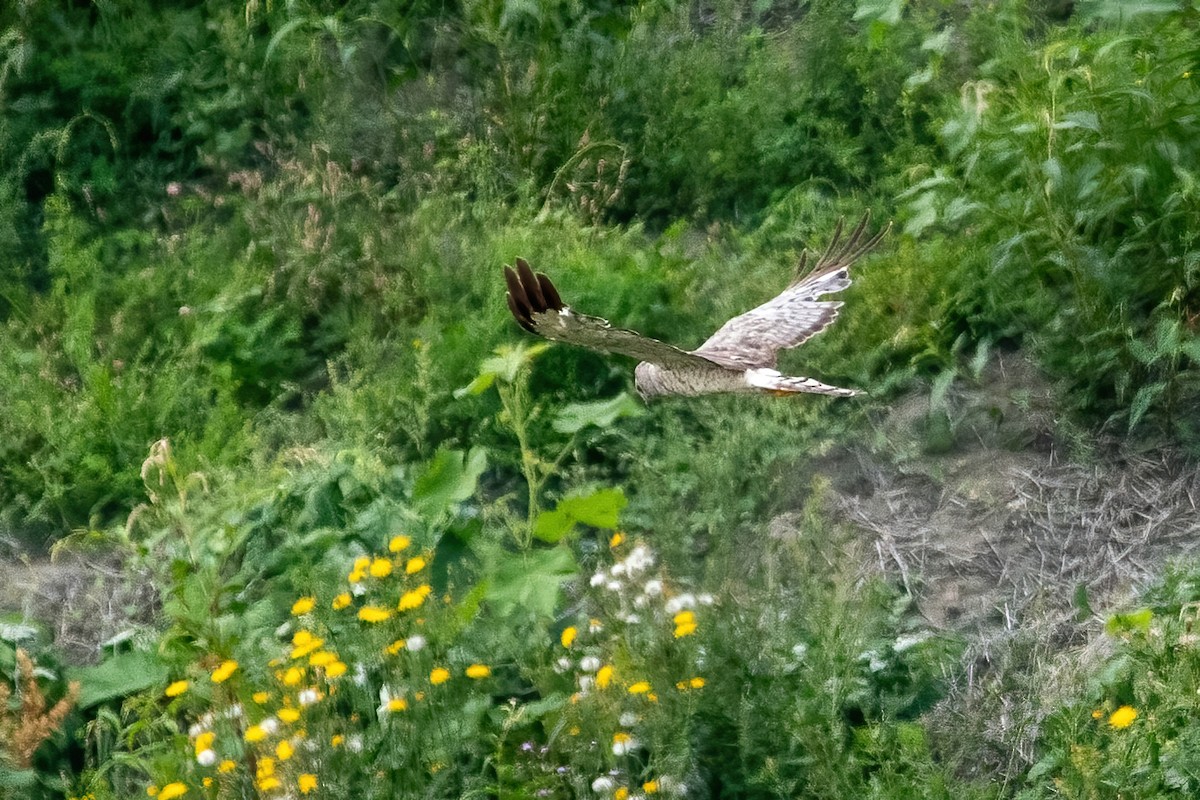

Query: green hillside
[1,1,1199,798]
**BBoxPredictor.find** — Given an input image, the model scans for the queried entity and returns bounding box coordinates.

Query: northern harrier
[503,213,888,400]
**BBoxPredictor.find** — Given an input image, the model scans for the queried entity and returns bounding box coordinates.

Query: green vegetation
[1,0,1199,797]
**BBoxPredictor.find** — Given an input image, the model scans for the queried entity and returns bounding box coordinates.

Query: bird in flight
[503,213,888,400]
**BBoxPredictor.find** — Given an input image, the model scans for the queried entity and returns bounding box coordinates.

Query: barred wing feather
[694,213,889,370]
[504,258,718,371]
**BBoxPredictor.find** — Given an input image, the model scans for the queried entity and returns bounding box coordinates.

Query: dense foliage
[1,0,1199,797]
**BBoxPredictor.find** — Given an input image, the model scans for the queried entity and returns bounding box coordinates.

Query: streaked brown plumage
[503,213,888,399]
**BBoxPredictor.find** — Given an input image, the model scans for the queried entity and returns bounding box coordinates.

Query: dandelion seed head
[197,748,217,766]
[580,656,601,672]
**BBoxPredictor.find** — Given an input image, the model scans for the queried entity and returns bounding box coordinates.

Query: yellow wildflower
[282,667,304,686]
[609,532,625,548]
[290,597,315,615]
[293,630,313,646]
[194,732,215,754]
[398,584,432,610]
[165,680,189,698]
[596,664,614,689]
[158,784,188,800]
[210,660,238,683]
[276,740,294,760]
[673,610,695,626]
[332,592,352,610]
[278,708,301,723]
[386,639,406,655]
[466,664,491,679]
[370,557,393,578]
[689,676,705,689]
[644,781,659,794]
[331,734,345,747]
[256,758,274,778]
[389,534,411,551]
[257,776,281,792]
[387,697,408,712]
[1109,706,1138,729]
[430,667,451,685]
[202,778,212,788]
[325,661,348,678]
[309,650,336,667]
[218,760,236,774]
[615,788,629,800]
[244,725,267,743]
[358,606,393,623]
[674,620,697,638]
[560,626,578,648]
[1091,708,1103,719]
[405,556,427,574]
[299,774,318,794]
[627,681,651,695]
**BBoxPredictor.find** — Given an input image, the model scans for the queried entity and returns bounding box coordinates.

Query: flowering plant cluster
[545,534,712,799]
[148,534,498,798]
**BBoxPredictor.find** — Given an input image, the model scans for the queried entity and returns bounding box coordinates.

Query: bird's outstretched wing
[504,258,719,371]
[693,212,889,370]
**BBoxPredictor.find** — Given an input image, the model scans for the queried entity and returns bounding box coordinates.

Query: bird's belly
[634,363,744,398]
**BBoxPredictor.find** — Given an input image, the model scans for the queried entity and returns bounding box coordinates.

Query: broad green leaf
[68,650,168,708]
[454,372,495,398]
[1106,607,1153,635]
[853,0,904,24]
[1128,382,1166,430]
[455,343,550,397]
[0,767,36,790]
[522,693,568,719]
[552,393,644,434]
[486,547,577,619]
[533,488,627,543]
[412,448,488,512]
[920,28,952,54]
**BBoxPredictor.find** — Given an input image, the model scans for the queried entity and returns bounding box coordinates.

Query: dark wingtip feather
[537,272,564,310]
[798,211,889,282]
[515,258,548,310]
[506,291,536,333]
[503,265,531,316]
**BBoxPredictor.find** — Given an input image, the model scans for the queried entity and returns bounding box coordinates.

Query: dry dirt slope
[808,354,1200,778]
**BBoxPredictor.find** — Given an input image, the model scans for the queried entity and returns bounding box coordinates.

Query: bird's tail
[745,368,861,398]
